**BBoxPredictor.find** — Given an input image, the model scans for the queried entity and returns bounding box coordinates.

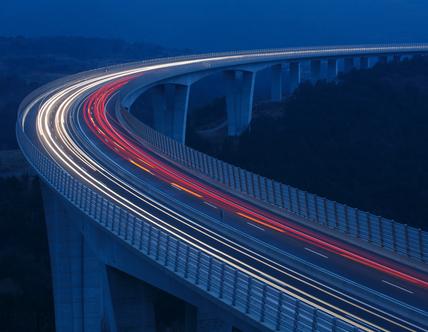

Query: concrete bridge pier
[289,61,301,93]
[224,70,256,136]
[42,185,163,332]
[310,60,321,83]
[42,185,118,332]
[151,85,167,134]
[327,59,338,80]
[360,57,369,69]
[42,183,265,332]
[270,64,283,101]
[378,55,388,64]
[344,58,355,73]
[151,83,190,144]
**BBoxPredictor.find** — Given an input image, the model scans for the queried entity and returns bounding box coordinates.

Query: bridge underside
[130,55,406,144]
[127,54,413,144]
[42,184,262,332]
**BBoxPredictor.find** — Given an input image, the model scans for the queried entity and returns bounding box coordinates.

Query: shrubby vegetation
[0,177,53,332]
[187,57,428,229]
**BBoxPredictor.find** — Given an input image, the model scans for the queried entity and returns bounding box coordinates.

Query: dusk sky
[1,0,428,50]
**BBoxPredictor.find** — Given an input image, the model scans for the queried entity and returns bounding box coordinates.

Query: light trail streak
[129,159,153,174]
[91,79,428,291]
[237,212,285,233]
[76,84,428,331]
[35,67,385,332]
[82,78,422,332]
[171,182,203,198]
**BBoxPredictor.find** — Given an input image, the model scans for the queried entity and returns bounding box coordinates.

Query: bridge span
[17,44,428,332]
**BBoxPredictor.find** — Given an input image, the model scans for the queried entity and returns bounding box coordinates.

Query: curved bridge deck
[17,44,428,332]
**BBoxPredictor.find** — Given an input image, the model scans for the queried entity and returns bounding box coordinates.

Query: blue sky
[1,0,427,51]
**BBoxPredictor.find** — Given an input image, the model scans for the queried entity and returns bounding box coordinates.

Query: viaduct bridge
[17,44,428,332]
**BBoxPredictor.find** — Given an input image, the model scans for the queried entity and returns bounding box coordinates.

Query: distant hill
[0,36,191,150]
[187,57,428,230]
[0,36,189,64]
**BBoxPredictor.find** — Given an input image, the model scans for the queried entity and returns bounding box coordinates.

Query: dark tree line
[187,57,428,230]
[0,36,190,150]
[0,177,54,332]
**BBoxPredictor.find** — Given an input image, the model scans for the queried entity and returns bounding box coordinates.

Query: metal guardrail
[16,113,358,332]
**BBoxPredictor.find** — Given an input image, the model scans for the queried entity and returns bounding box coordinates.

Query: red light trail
[82,77,428,290]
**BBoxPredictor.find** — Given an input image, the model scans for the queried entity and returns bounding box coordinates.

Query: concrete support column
[151,83,190,143]
[327,59,338,80]
[360,57,369,69]
[289,61,301,92]
[344,58,355,73]
[393,55,401,63]
[172,84,191,142]
[151,85,167,134]
[310,59,321,83]
[270,64,283,101]
[225,70,256,136]
[42,185,117,332]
